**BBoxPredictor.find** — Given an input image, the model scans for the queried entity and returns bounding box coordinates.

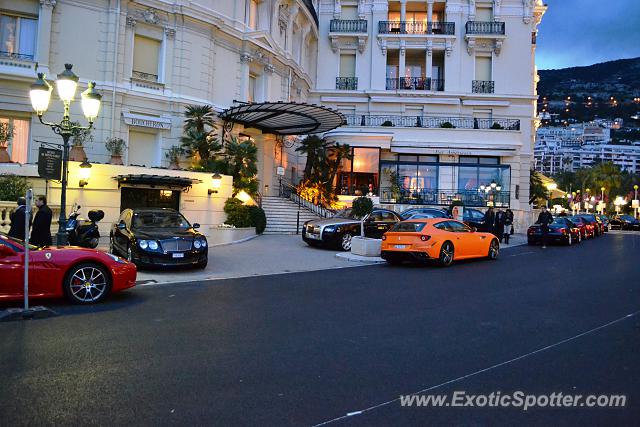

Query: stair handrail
[278,179,335,218]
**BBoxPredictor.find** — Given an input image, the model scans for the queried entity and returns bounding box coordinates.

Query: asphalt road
[1,233,639,426]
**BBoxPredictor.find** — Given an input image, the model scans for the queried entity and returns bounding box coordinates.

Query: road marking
[510,251,535,257]
[312,310,640,426]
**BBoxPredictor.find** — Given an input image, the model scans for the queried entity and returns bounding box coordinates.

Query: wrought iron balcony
[379,187,510,207]
[465,21,505,35]
[386,77,444,91]
[336,77,358,90]
[378,21,455,35]
[472,80,495,94]
[132,70,159,82]
[330,19,367,33]
[344,114,520,130]
[0,51,34,60]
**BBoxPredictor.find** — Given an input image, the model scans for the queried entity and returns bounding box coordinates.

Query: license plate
[307,233,321,240]
[395,244,407,249]
[172,253,184,258]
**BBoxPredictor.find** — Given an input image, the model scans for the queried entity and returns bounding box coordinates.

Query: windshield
[620,215,635,221]
[391,222,427,232]
[132,211,191,229]
[0,233,39,250]
[333,209,359,220]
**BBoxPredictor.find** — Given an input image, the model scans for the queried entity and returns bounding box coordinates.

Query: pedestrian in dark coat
[494,209,506,242]
[503,209,514,244]
[483,207,495,235]
[536,206,554,248]
[8,197,28,241]
[31,195,53,247]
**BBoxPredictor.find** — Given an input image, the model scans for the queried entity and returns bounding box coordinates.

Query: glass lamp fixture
[29,73,52,116]
[208,173,222,195]
[490,181,497,189]
[81,82,102,123]
[78,159,92,187]
[496,185,502,192]
[56,63,79,103]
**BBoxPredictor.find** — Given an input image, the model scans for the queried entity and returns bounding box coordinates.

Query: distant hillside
[538,57,640,98]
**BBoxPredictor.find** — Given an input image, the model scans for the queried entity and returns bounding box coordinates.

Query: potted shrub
[165,145,183,169]
[69,122,92,161]
[350,196,381,257]
[490,122,504,130]
[381,120,394,127]
[0,122,14,163]
[105,137,126,165]
[440,121,456,129]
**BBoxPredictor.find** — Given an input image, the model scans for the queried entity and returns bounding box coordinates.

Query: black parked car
[462,208,489,231]
[110,208,208,269]
[527,217,582,246]
[302,208,402,251]
[597,214,610,232]
[400,207,451,220]
[609,214,640,230]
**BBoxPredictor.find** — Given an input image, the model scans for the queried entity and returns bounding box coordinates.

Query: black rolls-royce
[110,208,208,269]
[302,208,402,251]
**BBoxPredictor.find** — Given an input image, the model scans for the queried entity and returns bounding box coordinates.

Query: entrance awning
[114,174,202,189]
[218,101,346,135]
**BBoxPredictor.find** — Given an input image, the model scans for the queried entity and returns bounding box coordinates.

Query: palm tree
[295,135,326,180]
[325,143,353,189]
[225,136,259,195]
[529,169,547,206]
[183,104,216,133]
[590,162,623,206]
[181,105,219,164]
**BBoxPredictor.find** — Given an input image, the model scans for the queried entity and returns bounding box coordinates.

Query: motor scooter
[66,204,104,248]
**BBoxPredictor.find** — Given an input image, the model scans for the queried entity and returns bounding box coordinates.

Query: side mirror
[193,223,200,229]
[117,222,126,230]
[0,245,17,257]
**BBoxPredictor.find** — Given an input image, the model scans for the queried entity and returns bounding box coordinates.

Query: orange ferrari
[380,218,500,266]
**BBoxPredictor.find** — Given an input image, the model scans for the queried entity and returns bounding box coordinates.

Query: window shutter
[476,7,492,21]
[133,35,160,76]
[341,6,358,20]
[339,53,356,77]
[475,56,492,81]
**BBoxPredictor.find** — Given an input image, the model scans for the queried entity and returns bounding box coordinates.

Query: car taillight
[382,235,386,241]
[560,228,567,235]
[420,235,431,241]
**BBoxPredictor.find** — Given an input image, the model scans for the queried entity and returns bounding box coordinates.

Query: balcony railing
[0,51,34,60]
[336,77,358,90]
[330,19,368,33]
[386,77,444,91]
[378,21,455,35]
[132,70,159,82]
[465,21,505,35]
[472,80,495,94]
[344,114,520,130]
[379,187,510,207]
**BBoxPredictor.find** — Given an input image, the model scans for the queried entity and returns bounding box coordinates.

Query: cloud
[536,0,640,69]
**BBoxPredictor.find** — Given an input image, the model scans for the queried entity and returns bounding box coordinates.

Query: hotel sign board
[37,147,62,181]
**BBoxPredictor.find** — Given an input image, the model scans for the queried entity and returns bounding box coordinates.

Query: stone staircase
[261,196,323,234]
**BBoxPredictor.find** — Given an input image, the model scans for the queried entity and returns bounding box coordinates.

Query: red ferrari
[0,233,137,304]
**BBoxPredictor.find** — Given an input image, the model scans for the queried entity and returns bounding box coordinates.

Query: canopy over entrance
[218,101,346,136]
[114,174,202,190]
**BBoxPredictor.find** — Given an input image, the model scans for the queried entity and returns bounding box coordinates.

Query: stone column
[427,0,434,25]
[426,41,433,80]
[239,52,251,101]
[400,0,407,21]
[399,41,406,86]
[36,0,56,76]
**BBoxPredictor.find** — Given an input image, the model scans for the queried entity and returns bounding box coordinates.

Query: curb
[335,252,386,264]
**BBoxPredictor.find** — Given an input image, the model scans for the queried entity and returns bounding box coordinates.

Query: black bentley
[302,208,402,251]
[109,208,208,269]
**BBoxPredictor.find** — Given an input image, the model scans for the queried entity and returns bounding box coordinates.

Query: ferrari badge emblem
[45,252,52,260]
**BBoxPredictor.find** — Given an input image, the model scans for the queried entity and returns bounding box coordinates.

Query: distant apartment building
[534,122,640,175]
[311,0,547,224]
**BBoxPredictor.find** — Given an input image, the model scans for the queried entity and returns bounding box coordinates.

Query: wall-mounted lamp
[78,159,92,187]
[208,173,222,195]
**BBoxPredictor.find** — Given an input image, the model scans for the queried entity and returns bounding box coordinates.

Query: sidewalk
[135,234,357,285]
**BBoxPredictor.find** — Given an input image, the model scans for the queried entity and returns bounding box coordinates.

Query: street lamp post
[479,181,502,207]
[545,182,557,209]
[29,64,102,246]
[634,184,639,219]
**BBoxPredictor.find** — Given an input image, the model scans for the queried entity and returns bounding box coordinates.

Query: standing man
[8,197,28,241]
[503,208,514,244]
[536,206,554,248]
[31,195,53,247]
[494,209,506,242]
[483,207,496,235]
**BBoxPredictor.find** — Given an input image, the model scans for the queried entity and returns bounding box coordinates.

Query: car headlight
[323,225,336,232]
[139,240,148,250]
[148,240,159,250]
[194,239,202,249]
[106,253,127,264]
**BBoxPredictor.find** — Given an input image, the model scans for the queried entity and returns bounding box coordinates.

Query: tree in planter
[490,122,504,130]
[224,136,259,196]
[383,168,401,202]
[440,121,455,129]
[69,121,93,161]
[0,122,14,163]
[105,137,126,165]
[223,197,267,234]
[0,174,29,201]
[180,104,220,167]
[295,135,326,180]
[352,196,374,237]
[165,145,184,170]
[381,120,394,127]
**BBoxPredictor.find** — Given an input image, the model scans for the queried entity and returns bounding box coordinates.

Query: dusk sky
[536,0,640,70]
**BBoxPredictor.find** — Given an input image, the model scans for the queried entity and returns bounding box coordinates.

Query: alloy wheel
[488,240,499,259]
[67,265,109,303]
[440,242,454,267]
[340,233,353,251]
